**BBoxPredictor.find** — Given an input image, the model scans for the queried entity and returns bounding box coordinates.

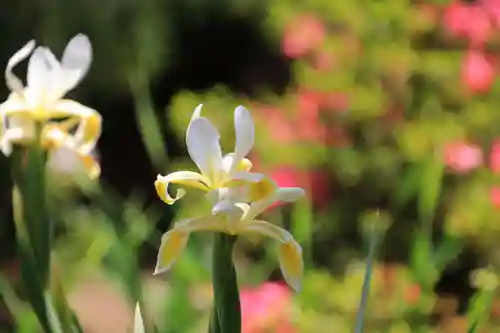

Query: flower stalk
[210,233,241,333]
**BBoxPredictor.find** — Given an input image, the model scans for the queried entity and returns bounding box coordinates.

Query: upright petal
[278,240,303,292]
[6,40,35,93]
[230,106,255,173]
[154,229,190,275]
[60,34,92,92]
[133,303,146,333]
[186,117,223,182]
[26,47,53,104]
[155,171,211,204]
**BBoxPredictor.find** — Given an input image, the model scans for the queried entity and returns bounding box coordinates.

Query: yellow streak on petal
[154,179,186,205]
[249,178,276,202]
[154,172,211,205]
[154,229,189,275]
[278,240,304,292]
[79,152,101,179]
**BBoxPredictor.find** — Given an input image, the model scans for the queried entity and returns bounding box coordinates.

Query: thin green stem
[353,231,379,333]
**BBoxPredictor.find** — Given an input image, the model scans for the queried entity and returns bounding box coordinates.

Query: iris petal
[155,171,211,204]
[278,240,304,292]
[186,117,223,182]
[154,229,190,275]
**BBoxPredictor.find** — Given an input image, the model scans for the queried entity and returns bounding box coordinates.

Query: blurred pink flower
[297,90,328,143]
[443,141,483,174]
[240,282,296,333]
[269,166,331,208]
[282,14,326,59]
[490,139,500,173]
[491,187,500,208]
[462,50,494,93]
[482,0,500,28]
[443,2,492,46]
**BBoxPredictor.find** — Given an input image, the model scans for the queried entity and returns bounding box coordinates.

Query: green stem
[10,123,54,331]
[210,233,241,333]
[353,230,379,333]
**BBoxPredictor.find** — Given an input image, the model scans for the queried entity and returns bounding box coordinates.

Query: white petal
[61,34,92,91]
[186,117,223,180]
[5,40,35,93]
[212,200,246,220]
[133,303,146,333]
[190,104,203,123]
[275,187,305,202]
[240,219,292,243]
[26,47,52,100]
[230,106,254,173]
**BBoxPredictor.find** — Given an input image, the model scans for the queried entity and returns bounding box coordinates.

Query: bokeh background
[3,0,500,332]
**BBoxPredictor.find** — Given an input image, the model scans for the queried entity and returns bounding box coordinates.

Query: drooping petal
[239,219,293,242]
[60,34,92,92]
[239,219,303,290]
[133,303,146,333]
[155,171,211,204]
[278,240,304,292]
[154,229,190,275]
[53,100,102,151]
[186,117,223,182]
[155,216,229,274]
[6,40,35,93]
[230,106,255,173]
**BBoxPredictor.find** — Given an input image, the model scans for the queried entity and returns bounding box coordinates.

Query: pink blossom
[481,0,500,28]
[462,50,494,93]
[490,187,500,208]
[443,141,483,174]
[240,282,296,333]
[443,2,492,46]
[490,139,500,173]
[282,14,326,59]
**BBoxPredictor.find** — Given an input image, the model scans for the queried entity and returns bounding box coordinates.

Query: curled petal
[6,40,35,93]
[186,117,223,182]
[230,106,255,173]
[278,240,304,292]
[155,171,211,204]
[0,125,33,156]
[154,229,190,275]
